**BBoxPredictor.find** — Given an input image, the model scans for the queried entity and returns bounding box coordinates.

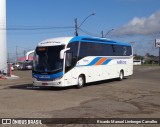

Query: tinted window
[79,42,114,57]
[34,45,64,73]
[67,42,79,57]
[65,42,79,73]
[114,45,132,56]
[79,42,132,58]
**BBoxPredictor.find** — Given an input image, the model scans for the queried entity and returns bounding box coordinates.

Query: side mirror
[26,50,35,61]
[60,48,70,59]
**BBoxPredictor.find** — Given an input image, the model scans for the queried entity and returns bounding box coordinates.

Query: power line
[79,28,99,37]
[0,26,74,31]
[8,29,74,35]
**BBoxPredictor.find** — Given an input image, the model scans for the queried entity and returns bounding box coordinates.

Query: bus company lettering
[117,60,126,64]
[83,59,89,63]
[39,75,50,79]
[41,41,61,45]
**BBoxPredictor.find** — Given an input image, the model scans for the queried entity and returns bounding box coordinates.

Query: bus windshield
[33,45,64,73]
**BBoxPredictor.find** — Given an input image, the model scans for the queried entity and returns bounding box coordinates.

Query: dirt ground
[0,66,160,127]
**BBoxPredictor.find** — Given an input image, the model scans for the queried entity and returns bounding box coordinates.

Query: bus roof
[70,36,131,46]
[38,37,73,47]
[37,36,131,47]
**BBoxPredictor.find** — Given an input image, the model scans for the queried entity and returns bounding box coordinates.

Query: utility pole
[16,46,18,64]
[101,31,104,38]
[24,50,26,57]
[159,47,160,66]
[75,18,78,36]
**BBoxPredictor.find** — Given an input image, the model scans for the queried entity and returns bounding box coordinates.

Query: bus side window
[111,45,116,54]
[67,42,78,58]
[65,42,79,73]
[123,46,127,56]
[127,46,132,56]
[65,52,72,67]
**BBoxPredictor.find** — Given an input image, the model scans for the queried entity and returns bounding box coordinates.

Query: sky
[6,0,160,61]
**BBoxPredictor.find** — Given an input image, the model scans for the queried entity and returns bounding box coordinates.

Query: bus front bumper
[33,79,64,87]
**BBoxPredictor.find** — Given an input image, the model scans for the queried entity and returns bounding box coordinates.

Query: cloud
[113,11,160,36]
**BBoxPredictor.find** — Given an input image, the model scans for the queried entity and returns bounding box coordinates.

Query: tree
[134,54,144,60]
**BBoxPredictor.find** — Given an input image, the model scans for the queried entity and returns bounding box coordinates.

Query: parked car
[26,65,32,70]
[13,64,20,69]
[18,64,26,70]
[18,61,33,70]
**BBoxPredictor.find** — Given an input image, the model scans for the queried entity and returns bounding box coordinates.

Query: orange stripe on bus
[95,58,107,65]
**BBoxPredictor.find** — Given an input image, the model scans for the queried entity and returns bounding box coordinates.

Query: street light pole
[130,42,135,45]
[74,13,96,36]
[104,29,114,38]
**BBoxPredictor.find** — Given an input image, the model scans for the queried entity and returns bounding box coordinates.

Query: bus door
[64,52,73,85]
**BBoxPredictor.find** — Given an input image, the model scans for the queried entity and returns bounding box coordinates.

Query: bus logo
[2,119,11,124]
[117,60,126,64]
[39,75,50,79]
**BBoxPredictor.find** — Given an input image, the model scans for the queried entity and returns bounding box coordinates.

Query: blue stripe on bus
[102,59,112,65]
[76,57,112,67]
[87,57,102,66]
[88,57,112,66]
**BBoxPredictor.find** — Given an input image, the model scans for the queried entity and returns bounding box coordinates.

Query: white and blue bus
[32,36,133,88]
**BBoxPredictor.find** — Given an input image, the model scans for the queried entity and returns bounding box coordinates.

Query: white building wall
[0,0,7,73]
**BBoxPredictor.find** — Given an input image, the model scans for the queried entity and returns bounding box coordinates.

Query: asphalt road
[0,66,160,127]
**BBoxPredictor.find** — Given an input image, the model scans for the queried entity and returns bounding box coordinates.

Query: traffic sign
[155,39,160,48]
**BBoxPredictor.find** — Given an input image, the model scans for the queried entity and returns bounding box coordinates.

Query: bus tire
[119,70,124,81]
[77,75,85,88]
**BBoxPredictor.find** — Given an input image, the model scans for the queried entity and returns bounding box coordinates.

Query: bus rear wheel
[77,75,85,89]
[119,70,124,81]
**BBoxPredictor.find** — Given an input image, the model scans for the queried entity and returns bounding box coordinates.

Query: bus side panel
[63,56,133,86]
[64,66,93,86]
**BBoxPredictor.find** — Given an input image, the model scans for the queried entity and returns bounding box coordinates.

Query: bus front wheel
[77,75,85,88]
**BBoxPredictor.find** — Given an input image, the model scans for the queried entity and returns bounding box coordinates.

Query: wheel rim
[78,77,83,86]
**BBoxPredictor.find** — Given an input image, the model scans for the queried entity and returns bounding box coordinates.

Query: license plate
[42,83,48,85]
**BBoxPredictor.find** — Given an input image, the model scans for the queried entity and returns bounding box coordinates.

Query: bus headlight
[32,77,37,81]
[52,76,62,81]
